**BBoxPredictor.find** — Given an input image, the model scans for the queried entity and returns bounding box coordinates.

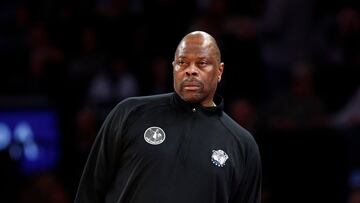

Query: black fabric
[75,92,261,203]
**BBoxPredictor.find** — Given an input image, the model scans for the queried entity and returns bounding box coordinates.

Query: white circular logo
[144,126,166,145]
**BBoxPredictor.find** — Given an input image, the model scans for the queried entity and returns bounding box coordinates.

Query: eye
[177,60,187,66]
[198,60,208,67]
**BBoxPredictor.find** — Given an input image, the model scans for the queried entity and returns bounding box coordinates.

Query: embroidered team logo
[211,149,228,167]
[144,126,166,145]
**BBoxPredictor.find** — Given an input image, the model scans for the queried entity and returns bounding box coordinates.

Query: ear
[172,61,175,72]
[218,62,224,82]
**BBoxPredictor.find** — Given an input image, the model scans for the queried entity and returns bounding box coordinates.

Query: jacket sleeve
[75,103,128,203]
[231,138,262,203]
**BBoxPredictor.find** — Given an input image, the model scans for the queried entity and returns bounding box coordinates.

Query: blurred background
[0,0,359,202]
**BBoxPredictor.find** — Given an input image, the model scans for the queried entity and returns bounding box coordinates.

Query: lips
[183,85,201,91]
[181,80,203,91]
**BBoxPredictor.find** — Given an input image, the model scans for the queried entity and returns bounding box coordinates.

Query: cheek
[203,72,219,89]
[173,71,181,87]
[173,68,184,79]
[205,70,218,80]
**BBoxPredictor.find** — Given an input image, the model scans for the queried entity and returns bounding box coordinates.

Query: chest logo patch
[144,126,166,145]
[211,149,228,167]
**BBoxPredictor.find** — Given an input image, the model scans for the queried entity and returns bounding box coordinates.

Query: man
[75,31,261,203]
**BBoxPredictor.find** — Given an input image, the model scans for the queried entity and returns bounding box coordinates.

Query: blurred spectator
[148,56,172,94]
[18,173,71,203]
[337,6,360,65]
[75,106,98,158]
[263,63,329,130]
[229,98,258,134]
[187,0,226,39]
[332,86,360,127]
[0,5,30,94]
[69,26,103,77]
[96,0,130,18]
[333,87,360,172]
[312,6,360,66]
[260,0,314,95]
[311,5,360,113]
[28,22,63,79]
[348,170,360,203]
[87,57,139,107]
[224,16,258,40]
[27,22,65,97]
[68,26,106,107]
[222,15,265,101]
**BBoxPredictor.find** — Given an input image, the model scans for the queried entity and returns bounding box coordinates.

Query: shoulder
[115,93,172,109]
[102,93,173,128]
[109,93,173,116]
[220,112,259,153]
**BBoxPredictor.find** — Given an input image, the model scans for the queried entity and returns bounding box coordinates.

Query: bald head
[175,31,221,63]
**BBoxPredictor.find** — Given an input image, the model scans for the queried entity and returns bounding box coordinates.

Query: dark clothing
[75,92,261,203]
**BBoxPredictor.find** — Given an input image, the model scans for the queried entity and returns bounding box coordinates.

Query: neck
[201,100,216,107]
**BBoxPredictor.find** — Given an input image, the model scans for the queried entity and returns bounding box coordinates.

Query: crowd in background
[0,0,359,202]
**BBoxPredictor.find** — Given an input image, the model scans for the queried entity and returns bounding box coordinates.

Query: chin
[180,92,204,104]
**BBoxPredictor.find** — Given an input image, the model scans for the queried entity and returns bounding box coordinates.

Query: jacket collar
[171,92,224,115]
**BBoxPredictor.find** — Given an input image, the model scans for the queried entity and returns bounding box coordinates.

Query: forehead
[175,37,217,59]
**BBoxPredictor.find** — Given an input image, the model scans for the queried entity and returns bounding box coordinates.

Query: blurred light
[0,109,60,175]
[349,169,360,189]
[14,122,34,143]
[0,123,11,150]
[24,141,39,161]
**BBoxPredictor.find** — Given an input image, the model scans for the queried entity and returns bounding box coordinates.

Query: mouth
[183,85,201,91]
[181,81,203,91]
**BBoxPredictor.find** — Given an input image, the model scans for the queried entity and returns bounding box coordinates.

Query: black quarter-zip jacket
[75,92,261,203]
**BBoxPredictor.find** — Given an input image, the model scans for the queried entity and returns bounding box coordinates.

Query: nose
[186,63,199,76]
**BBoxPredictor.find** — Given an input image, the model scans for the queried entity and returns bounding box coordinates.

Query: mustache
[180,78,204,88]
